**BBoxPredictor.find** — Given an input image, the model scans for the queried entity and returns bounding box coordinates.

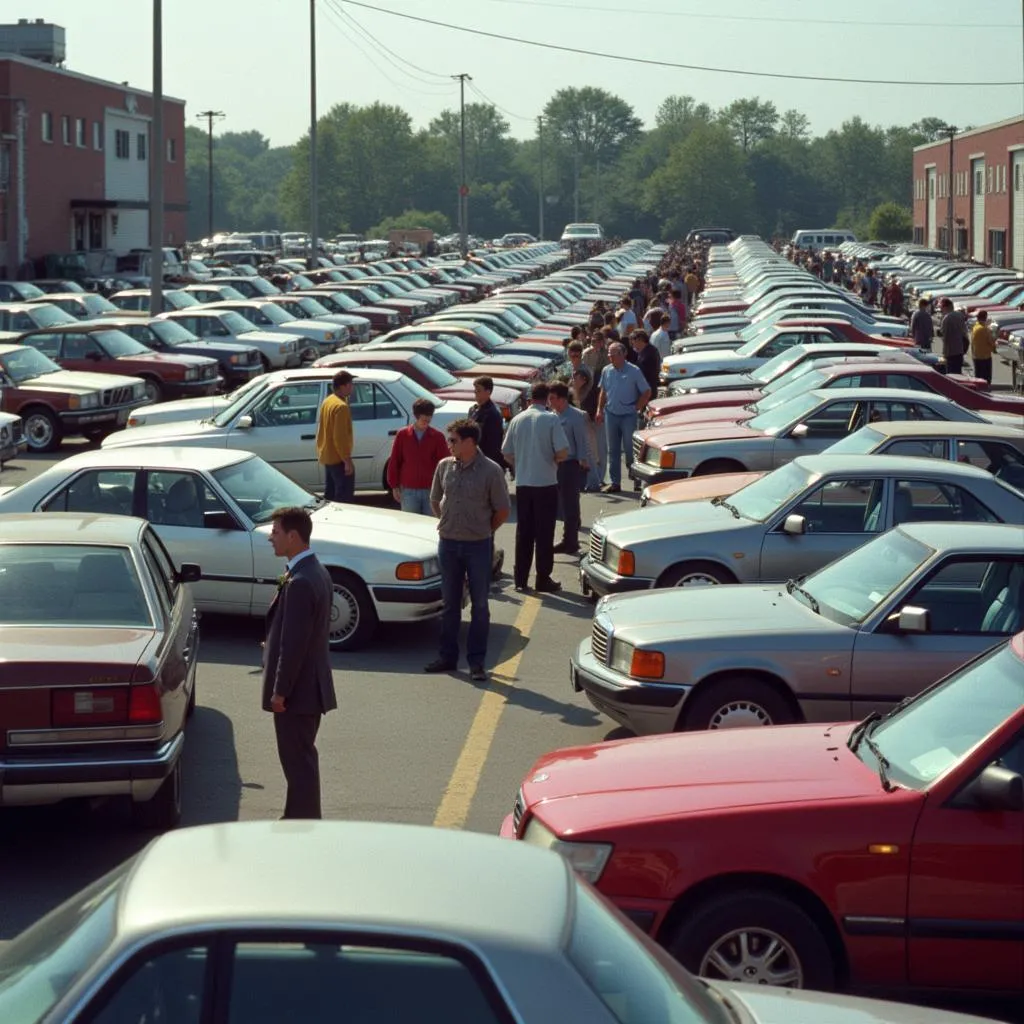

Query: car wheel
[23,407,62,453]
[259,353,272,372]
[82,427,112,443]
[141,377,164,404]
[691,459,745,476]
[327,569,378,651]
[659,561,734,588]
[667,890,835,991]
[683,675,795,731]
[132,757,182,831]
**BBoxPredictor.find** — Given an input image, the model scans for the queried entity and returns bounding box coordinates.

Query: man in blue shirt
[548,381,594,556]
[596,343,651,494]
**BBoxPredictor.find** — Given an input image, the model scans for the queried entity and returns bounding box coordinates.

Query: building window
[61,115,70,145]
[929,176,935,199]
[937,227,948,252]
[41,111,53,143]
[999,165,1007,192]
[166,137,177,162]
[93,121,103,150]
[975,170,984,196]
[88,212,104,250]
[989,229,1006,267]
[987,167,994,193]
[115,129,130,160]
[75,117,86,148]
[137,132,147,161]
[913,226,924,245]
[956,227,969,256]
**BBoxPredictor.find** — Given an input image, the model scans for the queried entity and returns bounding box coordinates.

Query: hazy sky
[32,0,1024,145]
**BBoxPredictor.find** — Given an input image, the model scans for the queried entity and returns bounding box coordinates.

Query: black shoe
[424,658,457,673]
[469,664,488,681]
[534,578,562,593]
[602,484,621,494]
[553,542,580,556]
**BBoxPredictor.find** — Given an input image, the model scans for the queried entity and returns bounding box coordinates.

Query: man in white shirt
[648,309,672,359]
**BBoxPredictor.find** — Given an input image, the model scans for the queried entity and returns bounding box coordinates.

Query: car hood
[236,329,301,345]
[641,420,760,447]
[645,471,766,505]
[595,498,739,544]
[113,350,215,368]
[101,418,227,448]
[22,369,142,395]
[126,394,231,425]
[663,349,747,372]
[649,389,761,421]
[308,502,438,557]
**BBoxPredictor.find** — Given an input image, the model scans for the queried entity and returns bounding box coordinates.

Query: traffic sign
[459,185,470,197]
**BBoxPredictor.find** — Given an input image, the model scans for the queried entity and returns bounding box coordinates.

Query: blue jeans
[586,417,606,490]
[438,537,492,667]
[399,487,432,515]
[605,412,636,487]
[323,462,354,502]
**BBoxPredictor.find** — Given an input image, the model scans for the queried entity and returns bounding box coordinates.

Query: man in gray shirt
[501,382,569,593]
[548,381,593,556]
[938,298,968,375]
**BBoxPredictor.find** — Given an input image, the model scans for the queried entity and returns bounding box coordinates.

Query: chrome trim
[591,616,612,665]
[8,723,165,746]
[588,531,605,564]
[1,731,181,773]
[512,788,525,834]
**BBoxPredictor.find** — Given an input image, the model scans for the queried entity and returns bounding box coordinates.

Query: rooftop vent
[0,20,66,65]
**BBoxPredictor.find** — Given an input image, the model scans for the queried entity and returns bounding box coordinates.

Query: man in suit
[263,506,336,818]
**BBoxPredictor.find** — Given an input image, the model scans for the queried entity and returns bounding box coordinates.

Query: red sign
[459,185,470,197]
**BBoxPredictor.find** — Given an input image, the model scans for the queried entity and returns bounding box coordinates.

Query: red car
[502,632,1024,998]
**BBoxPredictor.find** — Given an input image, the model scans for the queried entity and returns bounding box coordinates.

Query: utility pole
[308,0,319,270]
[573,147,580,222]
[196,110,225,239]
[940,124,958,258]
[150,0,164,318]
[537,116,545,241]
[453,73,471,256]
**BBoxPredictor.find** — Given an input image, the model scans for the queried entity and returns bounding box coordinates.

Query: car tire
[682,674,795,731]
[259,354,273,372]
[141,377,164,404]
[82,426,113,443]
[132,757,182,831]
[659,561,735,588]
[22,407,63,453]
[327,568,378,651]
[666,889,836,991]
[691,459,745,477]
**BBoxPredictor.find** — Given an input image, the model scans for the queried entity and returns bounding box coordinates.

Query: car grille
[512,789,524,834]
[102,386,133,407]
[246,350,261,365]
[589,531,605,564]
[201,364,218,379]
[591,619,610,664]
[633,435,645,462]
[11,419,23,443]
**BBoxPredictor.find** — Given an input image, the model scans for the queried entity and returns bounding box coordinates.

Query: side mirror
[86,350,103,360]
[958,764,1024,812]
[175,563,202,584]
[897,605,930,633]
[235,414,253,430]
[205,510,238,531]
[791,423,809,439]
[782,514,806,536]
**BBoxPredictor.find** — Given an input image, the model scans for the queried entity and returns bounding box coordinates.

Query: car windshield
[407,354,458,387]
[753,346,818,383]
[274,299,310,319]
[760,362,828,397]
[798,529,933,626]
[434,334,484,361]
[754,368,830,411]
[428,342,476,371]
[212,376,274,426]
[855,639,1024,790]
[219,311,257,335]
[319,290,358,311]
[213,456,317,524]
[93,330,149,357]
[373,280,406,296]
[729,461,816,522]
[12,283,45,299]
[166,291,200,309]
[210,286,246,301]
[294,297,332,318]
[0,346,62,382]
[0,864,126,1022]
[356,286,387,302]
[0,543,153,627]
[252,303,291,325]
[81,294,118,314]
[28,304,76,328]
[746,390,822,433]
[826,425,887,455]
[149,319,200,345]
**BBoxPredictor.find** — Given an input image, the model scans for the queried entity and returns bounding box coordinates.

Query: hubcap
[25,413,54,449]
[675,571,721,587]
[701,928,803,988]
[708,700,773,729]
[143,381,161,402]
[330,584,358,643]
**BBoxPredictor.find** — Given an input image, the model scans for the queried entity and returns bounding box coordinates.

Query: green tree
[779,109,811,141]
[543,87,642,163]
[428,103,515,184]
[655,94,714,134]
[719,98,779,152]
[867,202,913,241]
[368,210,452,237]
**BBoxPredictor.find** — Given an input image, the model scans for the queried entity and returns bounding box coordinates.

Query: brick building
[912,116,1024,270]
[0,20,186,278]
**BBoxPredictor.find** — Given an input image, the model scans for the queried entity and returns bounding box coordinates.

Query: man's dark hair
[447,418,481,443]
[570,325,582,338]
[631,330,649,344]
[567,340,584,355]
[412,398,435,418]
[271,506,313,544]
[648,309,664,327]
[474,375,494,393]
[548,381,569,400]
[531,382,550,403]
[332,370,354,390]
[918,298,929,308]
[671,288,683,299]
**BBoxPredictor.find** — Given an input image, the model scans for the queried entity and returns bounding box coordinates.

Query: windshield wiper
[847,712,880,753]
[862,722,895,792]
[710,495,742,519]
[785,577,820,614]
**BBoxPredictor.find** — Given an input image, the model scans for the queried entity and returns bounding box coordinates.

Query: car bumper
[163,379,221,399]
[370,580,444,622]
[0,437,26,462]
[579,555,654,598]
[628,461,690,486]
[0,731,184,806]
[224,364,264,388]
[60,405,140,429]
[570,640,690,736]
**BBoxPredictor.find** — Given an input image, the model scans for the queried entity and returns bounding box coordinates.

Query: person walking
[501,382,569,594]
[548,381,592,556]
[316,370,355,502]
[938,298,969,375]
[909,298,934,350]
[263,506,336,819]
[970,310,997,387]
[426,420,510,681]
[469,376,506,469]
[596,343,651,494]
[387,397,449,514]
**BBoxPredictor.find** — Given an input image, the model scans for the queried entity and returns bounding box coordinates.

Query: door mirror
[958,764,1024,812]
[86,350,103,360]
[204,510,239,531]
[782,514,806,536]
[897,605,931,633]
[235,414,253,430]
[175,562,202,584]
[790,423,809,438]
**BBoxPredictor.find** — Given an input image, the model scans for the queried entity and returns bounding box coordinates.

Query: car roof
[807,387,956,404]
[0,512,146,543]
[330,350,419,362]
[898,521,1024,552]
[15,322,127,335]
[47,446,255,473]
[33,293,93,301]
[201,299,271,308]
[792,453,996,481]
[815,361,929,376]
[0,301,49,312]
[116,821,571,951]
[859,420,1024,440]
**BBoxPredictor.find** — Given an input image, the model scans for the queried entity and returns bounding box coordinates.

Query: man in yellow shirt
[316,370,355,501]
[970,310,997,388]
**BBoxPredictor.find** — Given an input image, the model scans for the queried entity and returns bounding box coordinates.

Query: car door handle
[301,433,316,440]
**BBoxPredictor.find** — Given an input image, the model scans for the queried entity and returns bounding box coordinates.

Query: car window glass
[62,334,103,360]
[140,541,172,615]
[956,439,1024,487]
[995,730,1024,778]
[10,312,34,331]
[143,528,180,598]
[22,332,61,358]
[802,399,859,439]
[892,479,1000,526]
[348,381,376,421]
[44,470,136,516]
[372,384,402,419]
[871,400,943,423]
[791,478,884,533]
[885,374,931,392]
[225,941,504,1024]
[90,945,207,1024]
[901,558,1023,635]
[882,438,947,460]
[147,470,229,529]
[252,383,322,428]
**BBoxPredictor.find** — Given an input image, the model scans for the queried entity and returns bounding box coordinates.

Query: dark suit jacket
[261,552,337,715]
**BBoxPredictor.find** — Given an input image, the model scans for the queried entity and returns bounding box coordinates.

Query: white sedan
[102,366,475,494]
[0,446,443,650]
[0,411,24,466]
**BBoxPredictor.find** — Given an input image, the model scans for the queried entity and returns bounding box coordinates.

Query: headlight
[612,640,665,679]
[522,819,612,884]
[423,557,440,578]
[229,354,241,364]
[645,446,662,467]
[184,367,199,381]
[605,543,634,576]
[395,561,426,581]
[324,331,335,341]
[279,344,290,354]
[133,384,147,400]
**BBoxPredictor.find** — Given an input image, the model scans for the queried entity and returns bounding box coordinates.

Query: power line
[340,0,1024,87]
[466,80,533,123]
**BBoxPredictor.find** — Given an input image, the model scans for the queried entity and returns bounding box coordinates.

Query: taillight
[52,688,129,727]
[129,683,163,724]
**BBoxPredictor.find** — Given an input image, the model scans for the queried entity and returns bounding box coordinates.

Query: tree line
[184,91,952,244]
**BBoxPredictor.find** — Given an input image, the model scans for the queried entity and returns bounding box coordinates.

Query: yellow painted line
[433,596,541,829]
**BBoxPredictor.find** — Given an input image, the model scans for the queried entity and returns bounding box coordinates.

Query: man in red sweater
[387,398,449,515]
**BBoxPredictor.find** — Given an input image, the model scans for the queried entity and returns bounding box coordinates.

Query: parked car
[0,513,198,828]
[0,343,147,451]
[28,291,120,319]
[506,630,1024,1000]
[267,293,371,344]
[0,448,447,651]
[0,281,47,303]
[0,301,77,335]
[582,455,1024,596]
[203,299,345,358]
[106,288,202,314]
[156,309,301,370]
[15,323,221,404]
[0,411,25,466]
[294,287,401,334]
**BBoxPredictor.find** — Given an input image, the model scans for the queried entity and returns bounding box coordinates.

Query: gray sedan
[583,454,1024,596]
[571,522,1024,735]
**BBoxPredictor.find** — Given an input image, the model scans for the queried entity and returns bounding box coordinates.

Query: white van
[791,229,857,250]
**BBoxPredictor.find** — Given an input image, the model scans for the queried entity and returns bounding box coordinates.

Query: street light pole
[573,147,580,222]
[308,0,319,270]
[150,0,164,318]
[537,116,545,241]
[196,110,225,239]
[452,73,471,256]
[941,124,958,259]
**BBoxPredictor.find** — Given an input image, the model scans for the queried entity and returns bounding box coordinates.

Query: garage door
[927,168,937,249]
[1013,152,1024,270]
[972,158,986,261]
